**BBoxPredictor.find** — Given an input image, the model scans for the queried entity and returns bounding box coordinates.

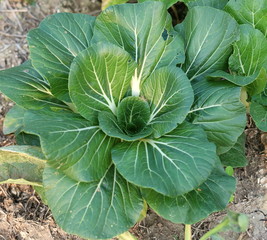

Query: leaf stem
[184,224,192,240]
[117,231,137,240]
[200,218,230,240]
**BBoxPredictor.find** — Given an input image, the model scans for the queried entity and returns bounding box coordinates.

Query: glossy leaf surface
[190,80,246,154]
[112,122,216,197]
[43,164,144,239]
[28,13,95,101]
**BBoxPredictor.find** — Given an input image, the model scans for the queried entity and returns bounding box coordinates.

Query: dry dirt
[0,0,266,239]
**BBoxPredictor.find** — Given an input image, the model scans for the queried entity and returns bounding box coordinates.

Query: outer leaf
[93,1,182,95]
[225,0,267,37]
[99,111,153,141]
[190,80,246,155]
[28,13,95,101]
[0,61,66,109]
[228,24,267,96]
[24,110,115,182]
[112,122,216,197]
[0,146,45,186]
[207,70,258,87]
[250,92,267,131]
[178,6,239,80]
[3,105,26,134]
[69,43,137,122]
[43,164,144,239]
[141,66,193,138]
[142,163,235,224]
[102,0,128,10]
[219,133,248,167]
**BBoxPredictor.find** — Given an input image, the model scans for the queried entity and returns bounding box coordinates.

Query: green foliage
[0,1,257,239]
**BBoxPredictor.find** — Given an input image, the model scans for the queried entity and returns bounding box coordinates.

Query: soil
[0,1,266,239]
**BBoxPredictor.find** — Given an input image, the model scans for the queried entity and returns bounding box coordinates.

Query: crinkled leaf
[228,24,267,96]
[225,0,267,37]
[3,105,26,134]
[112,122,216,197]
[28,13,95,101]
[0,61,66,109]
[250,92,267,131]
[43,164,144,239]
[24,110,115,182]
[219,133,248,167]
[93,1,182,95]
[69,43,136,122]
[185,0,228,9]
[141,66,194,138]
[0,146,45,186]
[190,79,246,155]
[178,6,239,80]
[142,163,235,224]
[99,111,153,141]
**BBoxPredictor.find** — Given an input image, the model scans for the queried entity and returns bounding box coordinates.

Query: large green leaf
[3,105,26,134]
[250,91,267,131]
[102,0,128,10]
[43,164,144,239]
[141,66,194,138]
[0,61,66,109]
[142,163,235,224]
[225,0,267,37]
[28,13,95,101]
[190,80,246,155]
[178,6,239,80]
[0,146,45,186]
[93,1,183,96]
[24,110,115,182]
[112,122,216,197]
[228,24,267,96]
[69,43,137,122]
[219,133,248,167]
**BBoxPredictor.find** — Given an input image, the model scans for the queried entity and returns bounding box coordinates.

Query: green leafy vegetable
[0,1,250,239]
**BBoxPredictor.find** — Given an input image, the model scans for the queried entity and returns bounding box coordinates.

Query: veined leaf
[3,105,26,135]
[228,24,267,96]
[0,145,45,186]
[69,43,137,122]
[24,110,115,182]
[178,6,239,80]
[112,122,216,197]
[28,13,95,101]
[0,61,66,109]
[142,163,235,224]
[43,164,144,239]
[93,1,183,96]
[141,66,194,138]
[219,133,248,167]
[225,0,267,37]
[99,97,153,141]
[190,79,246,155]
[250,91,267,131]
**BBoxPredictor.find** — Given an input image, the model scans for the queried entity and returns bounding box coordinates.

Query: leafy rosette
[0,1,248,239]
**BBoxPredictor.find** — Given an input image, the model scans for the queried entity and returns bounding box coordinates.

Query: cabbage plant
[1,1,265,239]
